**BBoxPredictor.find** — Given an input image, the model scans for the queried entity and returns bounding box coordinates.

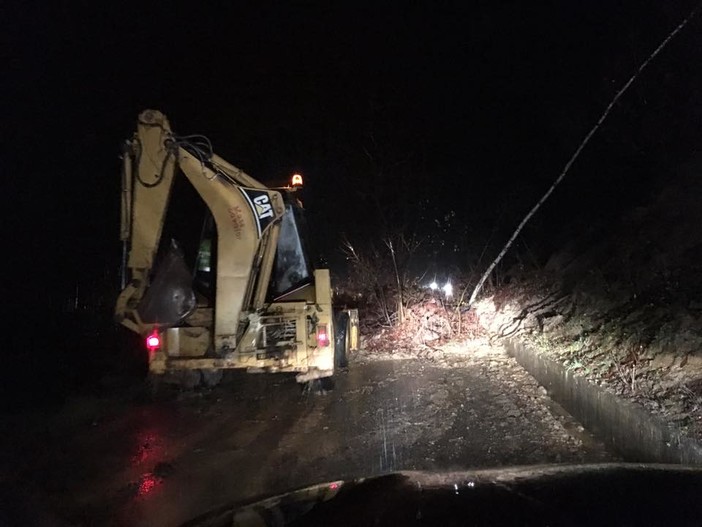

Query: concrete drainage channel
[505,339,702,465]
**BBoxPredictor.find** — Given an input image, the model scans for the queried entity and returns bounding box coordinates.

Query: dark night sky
[4,0,702,308]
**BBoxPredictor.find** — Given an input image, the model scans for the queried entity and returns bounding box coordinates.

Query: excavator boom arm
[116,110,285,351]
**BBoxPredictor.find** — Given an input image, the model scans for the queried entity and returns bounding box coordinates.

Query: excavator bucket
[137,241,196,326]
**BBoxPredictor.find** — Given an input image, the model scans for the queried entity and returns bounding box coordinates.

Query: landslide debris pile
[477,162,702,439]
[361,300,486,355]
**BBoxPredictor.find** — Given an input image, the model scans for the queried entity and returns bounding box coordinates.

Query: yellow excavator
[115,110,358,388]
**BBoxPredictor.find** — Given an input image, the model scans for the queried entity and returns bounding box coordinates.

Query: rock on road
[0,341,613,526]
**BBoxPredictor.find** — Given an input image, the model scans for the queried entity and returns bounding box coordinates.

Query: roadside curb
[505,339,702,465]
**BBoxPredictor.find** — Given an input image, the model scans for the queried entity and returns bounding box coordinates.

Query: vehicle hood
[182,462,702,526]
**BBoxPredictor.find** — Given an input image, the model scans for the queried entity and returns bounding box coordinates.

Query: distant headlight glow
[443,282,453,297]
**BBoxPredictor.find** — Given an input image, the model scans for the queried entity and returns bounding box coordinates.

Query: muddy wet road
[1,344,613,526]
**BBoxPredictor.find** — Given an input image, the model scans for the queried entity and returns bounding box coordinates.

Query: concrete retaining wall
[505,339,702,465]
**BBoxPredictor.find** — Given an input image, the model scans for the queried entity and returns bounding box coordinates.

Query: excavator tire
[146,374,166,401]
[177,370,202,390]
[334,311,350,368]
[145,373,180,401]
[146,370,201,400]
[200,368,223,388]
[301,376,335,395]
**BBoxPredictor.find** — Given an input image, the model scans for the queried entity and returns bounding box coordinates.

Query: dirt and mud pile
[474,160,702,440]
[361,300,486,355]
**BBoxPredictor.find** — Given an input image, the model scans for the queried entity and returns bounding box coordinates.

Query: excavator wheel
[301,376,335,395]
[176,370,202,390]
[146,370,202,400]
[200,369,223,388]
[334,311,350,368]
[145,374,169,401]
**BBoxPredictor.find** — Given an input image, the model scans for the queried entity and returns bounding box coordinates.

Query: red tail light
[146,329,161,351]
[316,324,330,347]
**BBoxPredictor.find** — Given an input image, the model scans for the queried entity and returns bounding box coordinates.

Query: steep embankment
[477,159,702,440]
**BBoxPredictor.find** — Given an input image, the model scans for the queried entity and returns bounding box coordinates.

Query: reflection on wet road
[0,347,613,526]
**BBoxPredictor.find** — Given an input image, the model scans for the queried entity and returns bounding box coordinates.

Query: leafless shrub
[344,232,425,329]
